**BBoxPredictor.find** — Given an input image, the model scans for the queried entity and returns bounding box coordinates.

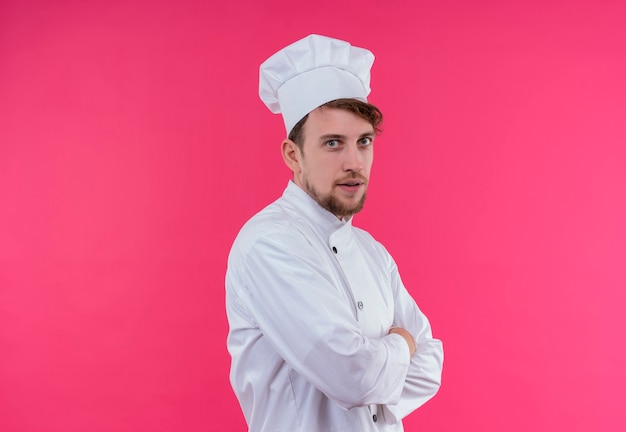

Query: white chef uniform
[226,181,443,431]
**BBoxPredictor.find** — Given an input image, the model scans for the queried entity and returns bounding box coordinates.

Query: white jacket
[226,181,443,431]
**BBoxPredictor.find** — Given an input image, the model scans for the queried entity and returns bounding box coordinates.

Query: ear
[281,139,302,173]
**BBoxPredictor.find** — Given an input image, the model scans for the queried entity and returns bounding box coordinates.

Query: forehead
[303,107,374,138]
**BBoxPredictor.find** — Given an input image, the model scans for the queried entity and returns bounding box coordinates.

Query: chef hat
[259,34,375,136]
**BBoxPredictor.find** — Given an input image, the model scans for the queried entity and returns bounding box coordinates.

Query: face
[284,107,375,219]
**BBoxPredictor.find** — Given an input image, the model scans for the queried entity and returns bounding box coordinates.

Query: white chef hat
[259,34,375,136]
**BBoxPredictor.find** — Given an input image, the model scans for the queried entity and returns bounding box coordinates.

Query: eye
[325,139,341,149]
[358,136,373,146]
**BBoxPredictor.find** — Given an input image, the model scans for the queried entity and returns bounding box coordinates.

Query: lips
[336,174,367,187]
[336,175,367,193]
[338,180,363,187]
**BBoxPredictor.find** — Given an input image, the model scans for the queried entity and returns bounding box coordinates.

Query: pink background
[1,0,625,431]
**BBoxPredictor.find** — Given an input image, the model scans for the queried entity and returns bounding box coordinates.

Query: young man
[226,34,443,432]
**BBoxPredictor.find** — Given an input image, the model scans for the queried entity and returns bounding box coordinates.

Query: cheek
[365,155,374,173]
[309,169,331,191]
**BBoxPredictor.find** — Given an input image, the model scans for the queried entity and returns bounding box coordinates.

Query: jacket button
[372,414,378,422]
[332,246,337,254]
[357,301,364,310]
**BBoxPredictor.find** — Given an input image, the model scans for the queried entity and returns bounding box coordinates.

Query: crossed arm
[228,228,443,415]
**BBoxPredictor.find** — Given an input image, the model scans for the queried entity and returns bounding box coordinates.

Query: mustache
[336,173,368,185]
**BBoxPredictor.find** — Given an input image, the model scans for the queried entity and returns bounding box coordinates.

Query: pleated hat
[259,34,375,136]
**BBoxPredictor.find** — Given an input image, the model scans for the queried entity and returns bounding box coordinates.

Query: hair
[287,98,383,151]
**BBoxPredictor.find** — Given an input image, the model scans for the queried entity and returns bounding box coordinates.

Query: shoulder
[352,225,389,255]
[351,225,402,276]
[229,197,311,258]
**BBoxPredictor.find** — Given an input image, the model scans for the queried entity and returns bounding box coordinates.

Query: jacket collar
[282,180,352,238]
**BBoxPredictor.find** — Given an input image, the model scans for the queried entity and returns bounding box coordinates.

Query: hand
[388,327,416,358]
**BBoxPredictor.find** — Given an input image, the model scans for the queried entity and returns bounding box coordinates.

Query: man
[226,34,443,432]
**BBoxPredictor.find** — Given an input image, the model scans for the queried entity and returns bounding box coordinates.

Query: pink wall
[1,1,625,431]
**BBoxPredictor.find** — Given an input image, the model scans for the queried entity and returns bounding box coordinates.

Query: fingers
[388,327,416,358]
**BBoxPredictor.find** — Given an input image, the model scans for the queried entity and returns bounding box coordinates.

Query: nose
[341,143,363,172]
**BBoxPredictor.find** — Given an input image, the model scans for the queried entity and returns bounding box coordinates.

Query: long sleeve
[228,228,412,410]
[381,258,444,422]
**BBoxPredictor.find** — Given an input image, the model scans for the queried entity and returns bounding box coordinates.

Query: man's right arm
[227,229,413,409]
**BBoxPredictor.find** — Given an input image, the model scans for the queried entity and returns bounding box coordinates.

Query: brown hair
[288,98,383,150]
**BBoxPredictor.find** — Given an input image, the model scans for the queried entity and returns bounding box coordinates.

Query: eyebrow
[318,132,375,141]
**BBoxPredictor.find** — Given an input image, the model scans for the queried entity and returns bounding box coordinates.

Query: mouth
[336,176,367,193]
[337,180,364,187]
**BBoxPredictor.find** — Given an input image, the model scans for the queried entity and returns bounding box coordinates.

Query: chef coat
[226,181,443,432]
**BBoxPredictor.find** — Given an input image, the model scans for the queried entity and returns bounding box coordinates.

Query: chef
[226,34,443,432]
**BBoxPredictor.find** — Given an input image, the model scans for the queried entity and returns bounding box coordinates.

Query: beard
[302,176,367,219]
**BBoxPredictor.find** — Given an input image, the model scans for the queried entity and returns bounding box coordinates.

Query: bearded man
[226,34,443,432]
